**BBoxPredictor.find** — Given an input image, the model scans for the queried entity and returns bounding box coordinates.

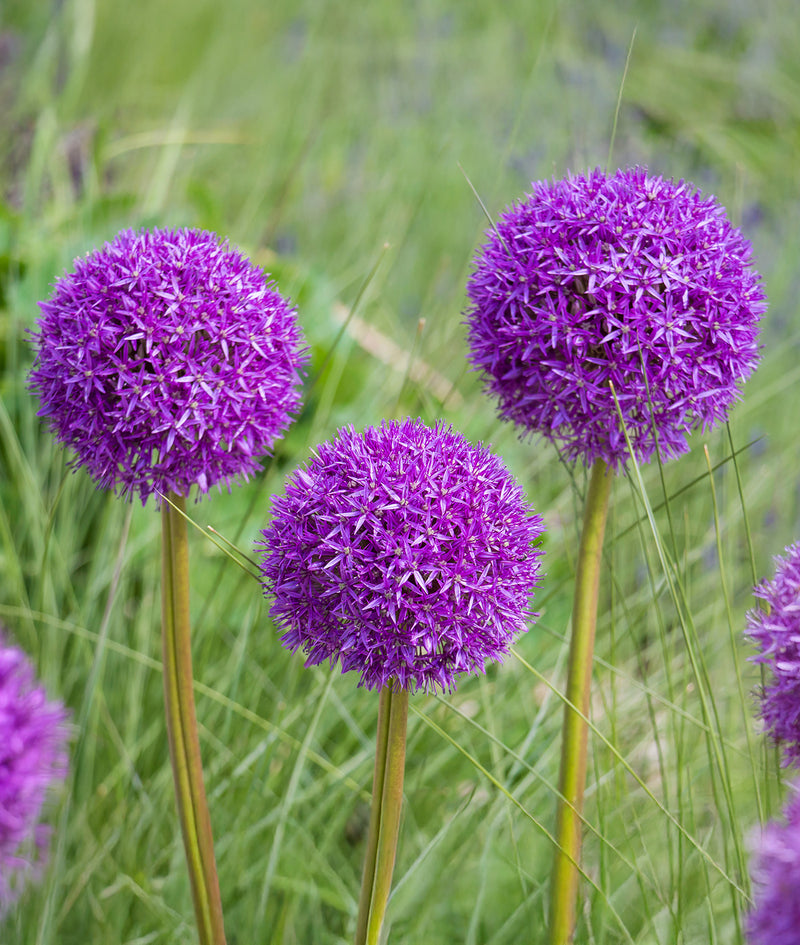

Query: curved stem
[549,460,612,945]
[355,684,409,945]
[161,493,227,945]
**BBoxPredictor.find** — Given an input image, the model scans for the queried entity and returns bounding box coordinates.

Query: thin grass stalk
[549,459,612,945]
[726,423,779,817]
[161,493,226,945]
[413,699,638,945]
[614,406,748,934]
[704,444,762,841]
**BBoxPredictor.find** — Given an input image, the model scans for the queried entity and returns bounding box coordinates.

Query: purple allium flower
[746,543,800,768]
[466,167,766,469]
[30,228,307,503]
[0,634,69,915]
[746,784,800,945]
[258,418,544,693]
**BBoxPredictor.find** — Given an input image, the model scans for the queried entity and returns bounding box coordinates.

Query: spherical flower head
[746,543,800,768]
[258,418,544,693]
[466,167,766,469]
[0,635,69,915]
[29,228,308,503]
[746,785,800,945]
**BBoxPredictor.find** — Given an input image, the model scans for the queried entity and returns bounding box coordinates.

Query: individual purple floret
[746,543,800,768]
[746,785,800,945]
[30,228,308,503]
[466,167,766,469]
[0,634,69,915]
[258,418,544,693]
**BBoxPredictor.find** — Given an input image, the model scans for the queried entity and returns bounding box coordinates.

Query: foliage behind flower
[466,167,765,468]
[30,228,308,503]
[258,418,544,693]
[0,635,69,915]
[746,542,800,767]
[746,785,800,945]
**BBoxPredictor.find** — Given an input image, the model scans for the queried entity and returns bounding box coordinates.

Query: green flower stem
[549,460,612,945]
[161,493,227,945]
[355,684,409,945]
[354,689,391,945]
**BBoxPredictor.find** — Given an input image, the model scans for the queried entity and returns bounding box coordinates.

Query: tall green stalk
[355,684,409,945]
[549,460,612,945]
[161,493,227,945]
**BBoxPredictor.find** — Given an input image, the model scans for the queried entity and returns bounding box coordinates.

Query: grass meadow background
[2,0,800,942]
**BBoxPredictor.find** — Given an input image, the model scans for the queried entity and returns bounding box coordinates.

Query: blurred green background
[1,0,800,942]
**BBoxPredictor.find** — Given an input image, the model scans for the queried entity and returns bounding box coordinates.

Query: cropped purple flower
[746,543,800,768]
[0,634,69,915]
[258,418,544,693]
[466,167,766,469]
[30,228,307,503]
[746,785,800,945]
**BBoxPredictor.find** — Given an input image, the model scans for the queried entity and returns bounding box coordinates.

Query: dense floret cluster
[0,635,69,914]
[747,786,800,945]
[466,167,765,468]
[258,418,544,693]
[746,543,800,768]
[30,228,307,503]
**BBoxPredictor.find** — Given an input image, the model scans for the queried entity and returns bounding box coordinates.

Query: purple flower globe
[746,785,800,945]
[466,167,766,469]
[30,228,308,503]
[746,543,800,768]
[258,418,544,693]
[0,635,69,914]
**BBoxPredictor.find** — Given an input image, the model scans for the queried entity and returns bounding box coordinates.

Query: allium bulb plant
[260,418,544,693]
[465,167,766,945]
[746,785,800,945]
[746,543,800,768]
[30,227,306,504]
[0,633,69,916]
[258,418,544,944]
[29,227,308,945]
[466,166,765,470]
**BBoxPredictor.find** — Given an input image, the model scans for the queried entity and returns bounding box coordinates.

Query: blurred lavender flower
[746,543,800,767]
[30,228,307,503]
[0,635,69,915]
[466,167,766,469]
[258,418,544,693]
[747,785,800,945]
